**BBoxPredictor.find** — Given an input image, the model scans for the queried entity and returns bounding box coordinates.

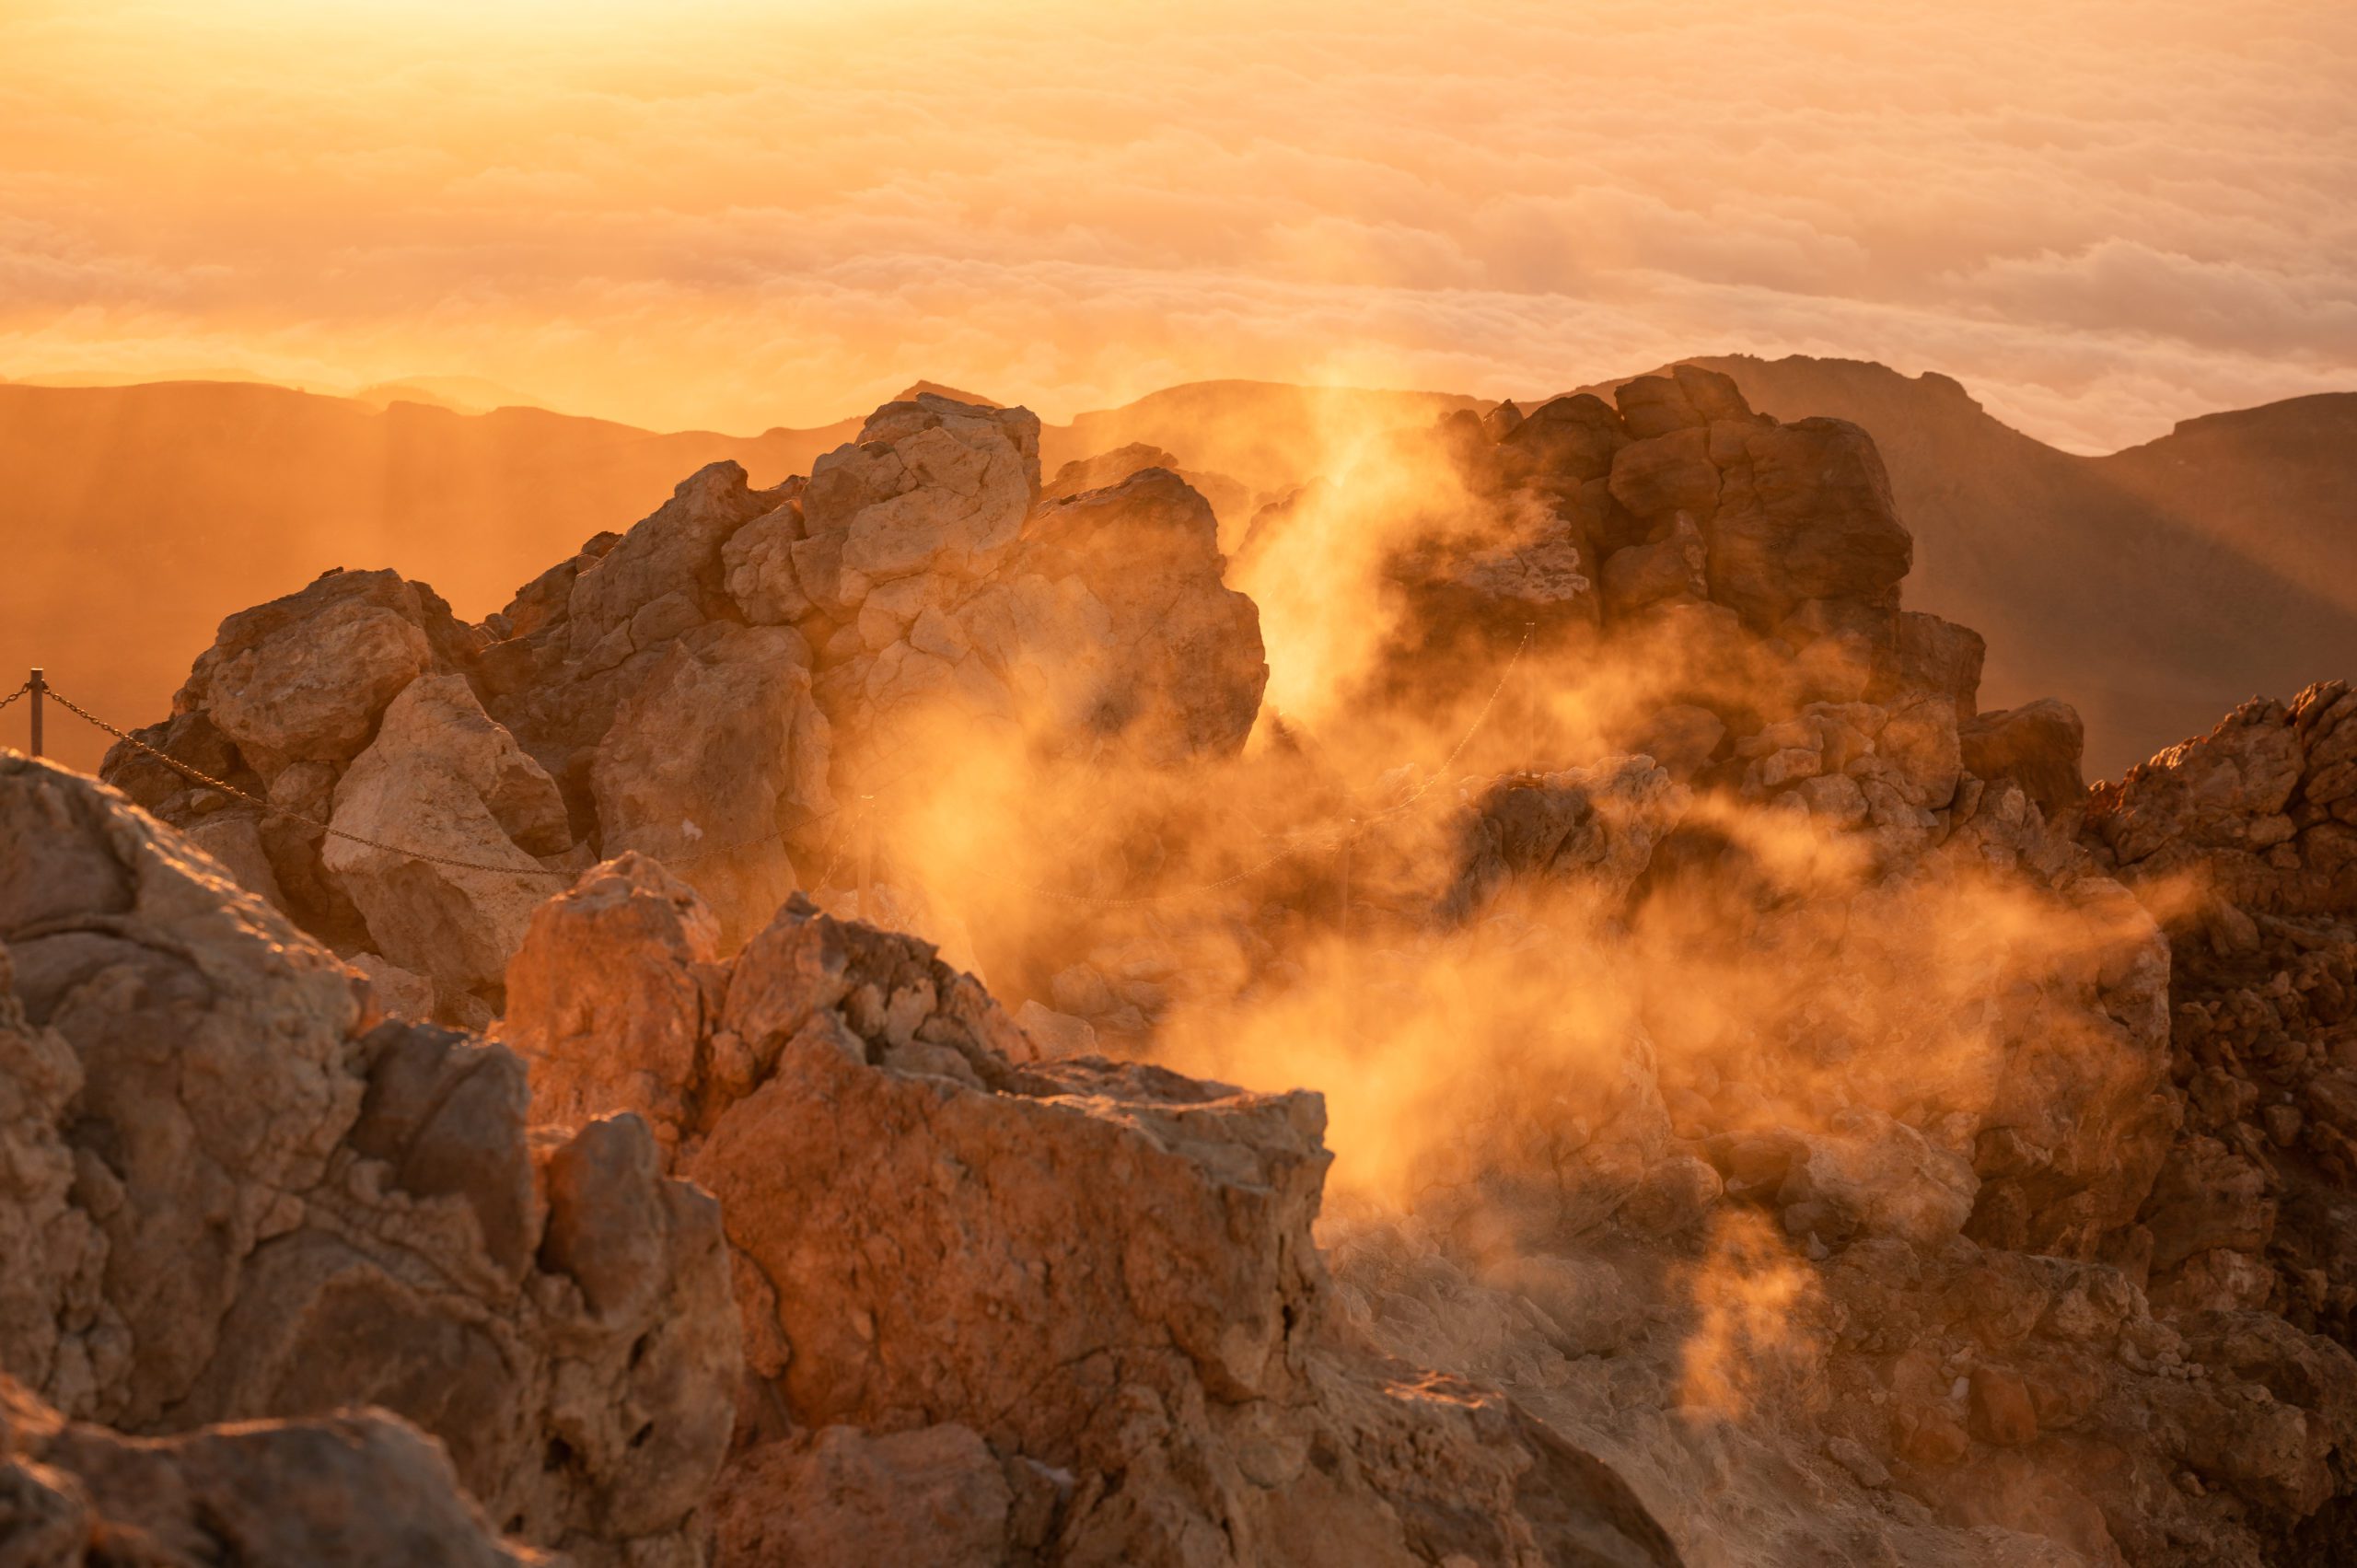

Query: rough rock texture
[77,367,2357,1568]
[591,625,831,946]
[325,673,575,1004]
[1044,440,1253,532]
[2087,681,2357,918]
[1964,699,2090,823]
[1015,469,1268,761]
[107,394,1268,985]
[0,755,740,1566]
[506,867,1683,1567]
[0,1373,552,1567]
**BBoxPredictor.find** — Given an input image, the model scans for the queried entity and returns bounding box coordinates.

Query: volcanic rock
[1962,699,2089,822]
[325,673,573,1003]
[0,1374,548,1568]
[0,754,740,1566]
[506,877,1684,1566]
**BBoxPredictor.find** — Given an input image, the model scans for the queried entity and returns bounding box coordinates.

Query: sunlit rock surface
[0,754,739,1567]
[507,873,1683,1566]
[66,378,2357,1566]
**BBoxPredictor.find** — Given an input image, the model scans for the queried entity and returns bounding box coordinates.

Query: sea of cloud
[1,0,2350,449]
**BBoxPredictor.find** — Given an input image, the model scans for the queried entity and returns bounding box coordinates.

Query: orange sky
[3,0,2351,450]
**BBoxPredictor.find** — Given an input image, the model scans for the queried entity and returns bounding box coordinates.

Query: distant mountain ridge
[2,362,2349,779]
[1609,357,2357,776]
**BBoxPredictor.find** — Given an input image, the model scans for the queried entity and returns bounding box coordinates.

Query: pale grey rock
[326,674,572,1000]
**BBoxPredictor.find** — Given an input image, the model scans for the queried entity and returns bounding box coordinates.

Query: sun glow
[4,0,2351,444]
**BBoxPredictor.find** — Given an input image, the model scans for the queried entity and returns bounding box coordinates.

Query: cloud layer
[3,0,2351,449]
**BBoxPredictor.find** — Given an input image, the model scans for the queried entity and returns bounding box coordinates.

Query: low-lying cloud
[2,0,2351,450]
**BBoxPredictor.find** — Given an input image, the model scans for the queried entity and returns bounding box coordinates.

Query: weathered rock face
[1044,440,1253,533]
[1,1373,551,1567]
[2087,680,2357,917]
[1014,468,1268,761]
[179,568,480,783]
[1268,366,1941,745]
[1962,698,2088,823]
[1706,415,1912,633]
[107,394,1270,990]
[326,673,575,1005]
[591,625,831,947]
[75,362,2357,1568]
[505,868,1683,1567]
[0,755,740,1566]
[2073,679,2357,1434]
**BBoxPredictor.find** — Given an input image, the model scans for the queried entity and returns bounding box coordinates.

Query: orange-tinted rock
[1968,1366,2039,1446]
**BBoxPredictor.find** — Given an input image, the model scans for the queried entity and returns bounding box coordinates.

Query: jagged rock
[179,569,470,781]
[1890,610,1986,717]
[1013,998,1097,1057]
[508,884,1682,1567]
[325,673,575,1004]
[75,365,2357,1568]
[1012,467,1268,761]
[2089,680,2357,915]
[351,951,435,1022]
[814,462,1267,790]
[1608,426,1721,522]
[1441,757,1689,922]
[503,854,724,1156]
[0,1374,551,1567]
[1629,703,1727,781]
[721,477,813,626]
[1706,418,1912,633]
[1766,1109,1980,1249]
[1615,366,1759,438]
[1963,699,2088,822]
[1498,393,1626,494]
[591,624,830,943]
[801,395,1041,597]
[1601,518,1709,616]
[566,460,777,672]
[708,1423,1043,1568]
[0,755,740,1566]
[182,811,287,908]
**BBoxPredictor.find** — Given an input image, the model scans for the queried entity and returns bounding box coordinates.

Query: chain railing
[9,625,1533,909]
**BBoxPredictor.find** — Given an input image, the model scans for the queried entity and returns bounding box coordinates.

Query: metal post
[856,795,875,920]
[27,668,42,758]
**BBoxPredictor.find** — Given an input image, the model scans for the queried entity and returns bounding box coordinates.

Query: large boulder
[1014,467,1269,761]
[324,674,577,1008]
[0,1374,550,1568]
[591,624,832,944]
[1961,699,2088,822]
[1704,417,1913,633]
[506,874,1683,1567]
[0,754,740,1566]
[799,394,1041,598]
[2087,679,2357,914]
[177,569,474,782]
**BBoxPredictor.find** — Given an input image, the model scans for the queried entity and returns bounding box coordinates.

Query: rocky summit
[2,373,2351,1566]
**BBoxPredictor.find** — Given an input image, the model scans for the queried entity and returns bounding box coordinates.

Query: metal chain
[0,681,28,714]
[30,621,1533,910]
[45,683,814,881]
[1364,621,1534,822]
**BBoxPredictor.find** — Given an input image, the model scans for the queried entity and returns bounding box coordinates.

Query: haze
[6,0,2351,451]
